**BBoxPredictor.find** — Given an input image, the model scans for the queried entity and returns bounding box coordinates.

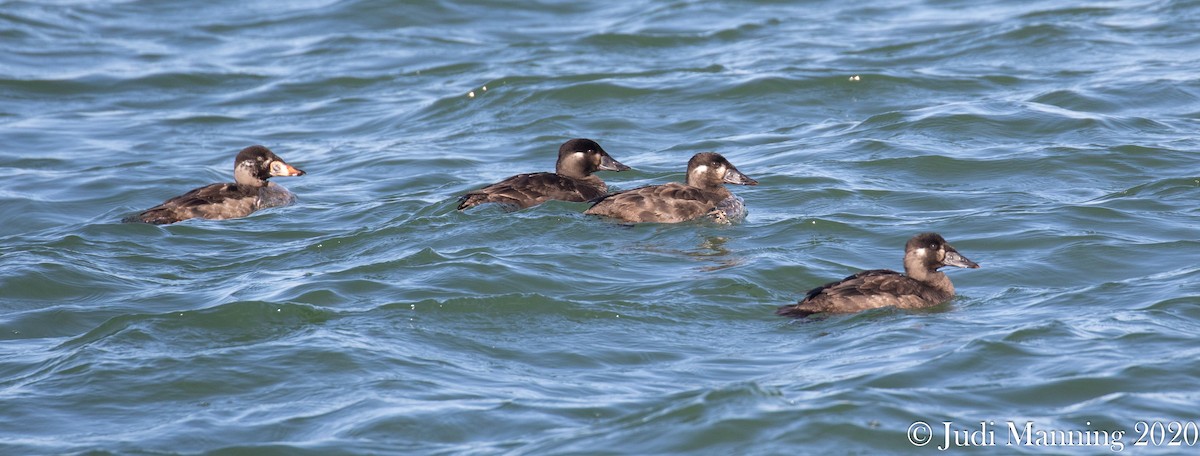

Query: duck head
[233,145,305,187]
[555,138,631,179]
[903,232,980,275]
[685,152,757,188]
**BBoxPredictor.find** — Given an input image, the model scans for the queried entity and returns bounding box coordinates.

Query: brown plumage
[776,232,980,318]
[131,145,305,225]
[457,138,630,211]
[584,152,757,223]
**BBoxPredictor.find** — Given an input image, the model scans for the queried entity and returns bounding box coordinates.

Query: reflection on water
[692,235,743,272]
[627,234,744,272]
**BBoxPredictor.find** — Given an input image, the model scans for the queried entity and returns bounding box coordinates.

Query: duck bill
[270,161,306,177]
[598,154,631,172]
[723,168,758,186]
[943,250,979,269]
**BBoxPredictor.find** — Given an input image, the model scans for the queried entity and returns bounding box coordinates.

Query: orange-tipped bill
[270,160,305,177]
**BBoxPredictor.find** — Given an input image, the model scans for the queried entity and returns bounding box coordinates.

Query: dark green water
[1,0,1198,454]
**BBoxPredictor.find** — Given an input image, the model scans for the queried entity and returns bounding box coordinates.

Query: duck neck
[586,175,607,192]
[903,255,953,293]
[567,173,605,190]
[689,179,731,201]
[556,168,589,179]
[234,164,269,188]
[685,170,730,194]
[555,152,593,180]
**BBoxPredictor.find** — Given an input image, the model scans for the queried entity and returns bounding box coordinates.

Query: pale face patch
[234,160,262,186]
[267,160,303,177]
[236,160,259,176]
[913,246,947,265]
[560,151,591,174]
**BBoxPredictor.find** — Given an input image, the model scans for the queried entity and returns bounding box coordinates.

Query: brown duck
[457,138,630,211]
[132,145,305,224]
[585,152,757,223]
[776,232,980,318]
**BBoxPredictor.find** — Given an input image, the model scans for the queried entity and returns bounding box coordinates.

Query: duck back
[135,183,260,224]
[776,269,954,318]
[458,172,607,211]
[585,182,731,223]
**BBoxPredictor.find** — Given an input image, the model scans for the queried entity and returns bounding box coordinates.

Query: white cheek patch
[692,165,708,174]
[914,248,927,257]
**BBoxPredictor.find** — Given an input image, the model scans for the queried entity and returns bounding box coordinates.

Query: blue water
[2,0,1198,454]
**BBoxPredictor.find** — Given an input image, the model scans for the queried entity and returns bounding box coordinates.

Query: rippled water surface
[2,0,1199,454]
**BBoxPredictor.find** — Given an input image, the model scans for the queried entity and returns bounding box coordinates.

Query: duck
[457,138,630,211]
[131,145,305,224]
[584,152,757,223]
[776,232,979,318]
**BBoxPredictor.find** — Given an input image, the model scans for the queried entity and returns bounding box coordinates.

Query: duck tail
[457,193,486,211]
[775,303,818,319]
[127,207,175,225]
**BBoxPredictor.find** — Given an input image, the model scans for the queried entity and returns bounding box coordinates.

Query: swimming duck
[776,232,979,318]
[132,145,305,224]
[584,152,757,223]
[457,138,630,211]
